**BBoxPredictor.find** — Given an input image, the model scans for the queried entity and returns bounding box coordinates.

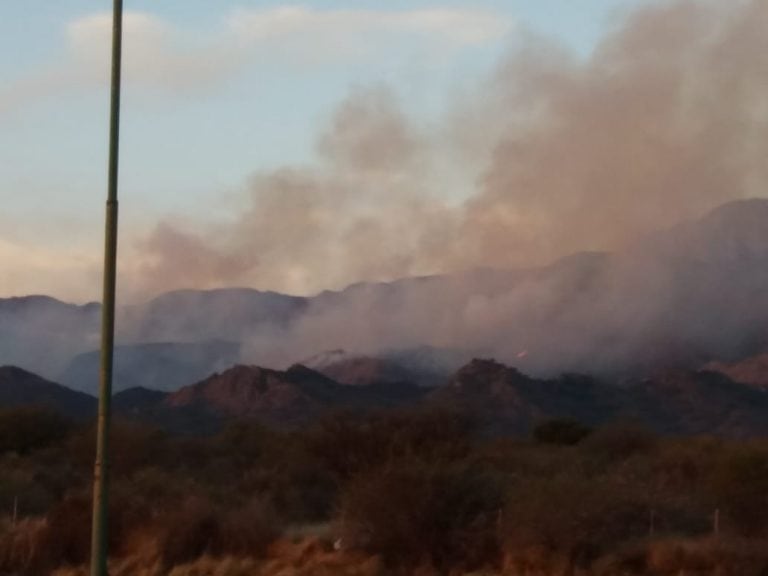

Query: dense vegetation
[2,408,768,575]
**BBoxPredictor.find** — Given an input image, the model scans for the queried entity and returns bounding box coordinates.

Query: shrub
[156,495,279,568]
[501,473,651,570]
[582,423,658,463]
[249,453,336,523]
[211,499,279,558]
[0,407,71,455]
[309,408,472,484]
[43,493,95,567]
[533,418,593,445]
[65,419,170,475]
[0,465,57,519]
[712,447,768,537]
[643,537,768,576]
[0,494,96,575]
[158,496,219,568]
[337,459,502,571]
[0,518,49,575]
[207,423,336,523]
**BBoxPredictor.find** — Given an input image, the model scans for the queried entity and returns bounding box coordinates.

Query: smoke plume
[131,0,767,299]
[110,0,768,377]
[7,0,768,383]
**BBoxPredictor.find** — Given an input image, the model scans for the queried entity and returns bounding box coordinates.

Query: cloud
[0,237,99,301]
[65,11,236,93]
[227,6,512,53]
[0,11,232,118]
[0,6,511,118]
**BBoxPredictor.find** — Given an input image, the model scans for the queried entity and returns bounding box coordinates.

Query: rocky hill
[2,356,768,437]
[304,347,462,388]
[431,359,768,438]
[0,366,96,419]
[163,363,426,428]
[621,369,768,436]
[705,352,768,389]
[431,359,620,434]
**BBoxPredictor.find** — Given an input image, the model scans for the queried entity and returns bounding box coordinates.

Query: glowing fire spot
[516,350,529,359]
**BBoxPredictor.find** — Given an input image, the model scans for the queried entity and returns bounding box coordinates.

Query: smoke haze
[4,0,768,383]
[130,0,768,299]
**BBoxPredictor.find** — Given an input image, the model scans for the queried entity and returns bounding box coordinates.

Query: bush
[158,496,219,568]
[43,493,95,568]
[642,537,768,576]
[157,495,279,568]
[206,423,336,523]
[251,453,336,524]
[713,447,768,537]
[212,499,279,558]
[309,408,472,484]
[0,408,71,455]
[0,464,58,519]
[533,418,593,445]
[338,459,502,571]
[501,473,652,570]
[582,423,658,463]
[0,518,49,575]
[0,494,95,576]
[65,419,170,475]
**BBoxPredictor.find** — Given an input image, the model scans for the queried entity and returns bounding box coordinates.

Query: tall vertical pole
[90,1,123,575]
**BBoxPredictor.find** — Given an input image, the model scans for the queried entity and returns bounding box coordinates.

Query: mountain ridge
[4,356,768,438]
[4,198,768,383]
[0,366,96,419]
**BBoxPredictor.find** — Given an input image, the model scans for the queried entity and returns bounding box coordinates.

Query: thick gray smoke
[7,0,765,383]
[458,0,768,265]
[130,86,456,297]
[132,0,768,298]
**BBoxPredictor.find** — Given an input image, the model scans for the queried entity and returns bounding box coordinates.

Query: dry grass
[0,517,48,574]
[644,537,768,576]
[31,535,768,576]
[50,538,382,576]
[7,517,768,576]
[259,537,382,576]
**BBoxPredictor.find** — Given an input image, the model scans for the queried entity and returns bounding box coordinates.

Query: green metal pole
[90,1,123,575]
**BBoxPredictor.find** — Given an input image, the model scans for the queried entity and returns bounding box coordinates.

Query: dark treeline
[2,407,768,575]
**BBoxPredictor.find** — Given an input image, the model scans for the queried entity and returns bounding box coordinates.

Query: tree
[533,418,592,446]
[0,408,71,455]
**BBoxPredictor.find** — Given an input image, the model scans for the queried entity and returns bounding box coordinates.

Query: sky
[0,1,693,302]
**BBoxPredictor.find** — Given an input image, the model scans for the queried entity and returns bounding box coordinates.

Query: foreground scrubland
[2,407,768,575]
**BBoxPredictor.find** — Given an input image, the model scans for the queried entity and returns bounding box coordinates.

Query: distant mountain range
[163,363,426,428]
[3,198,768,392]
[60,340,242,395]
[0,366,95,420]
[705,353,768,389]
[0,296,100,379]
[301,347,469,388]
[3,352,768,437]
[433,359,768,437]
